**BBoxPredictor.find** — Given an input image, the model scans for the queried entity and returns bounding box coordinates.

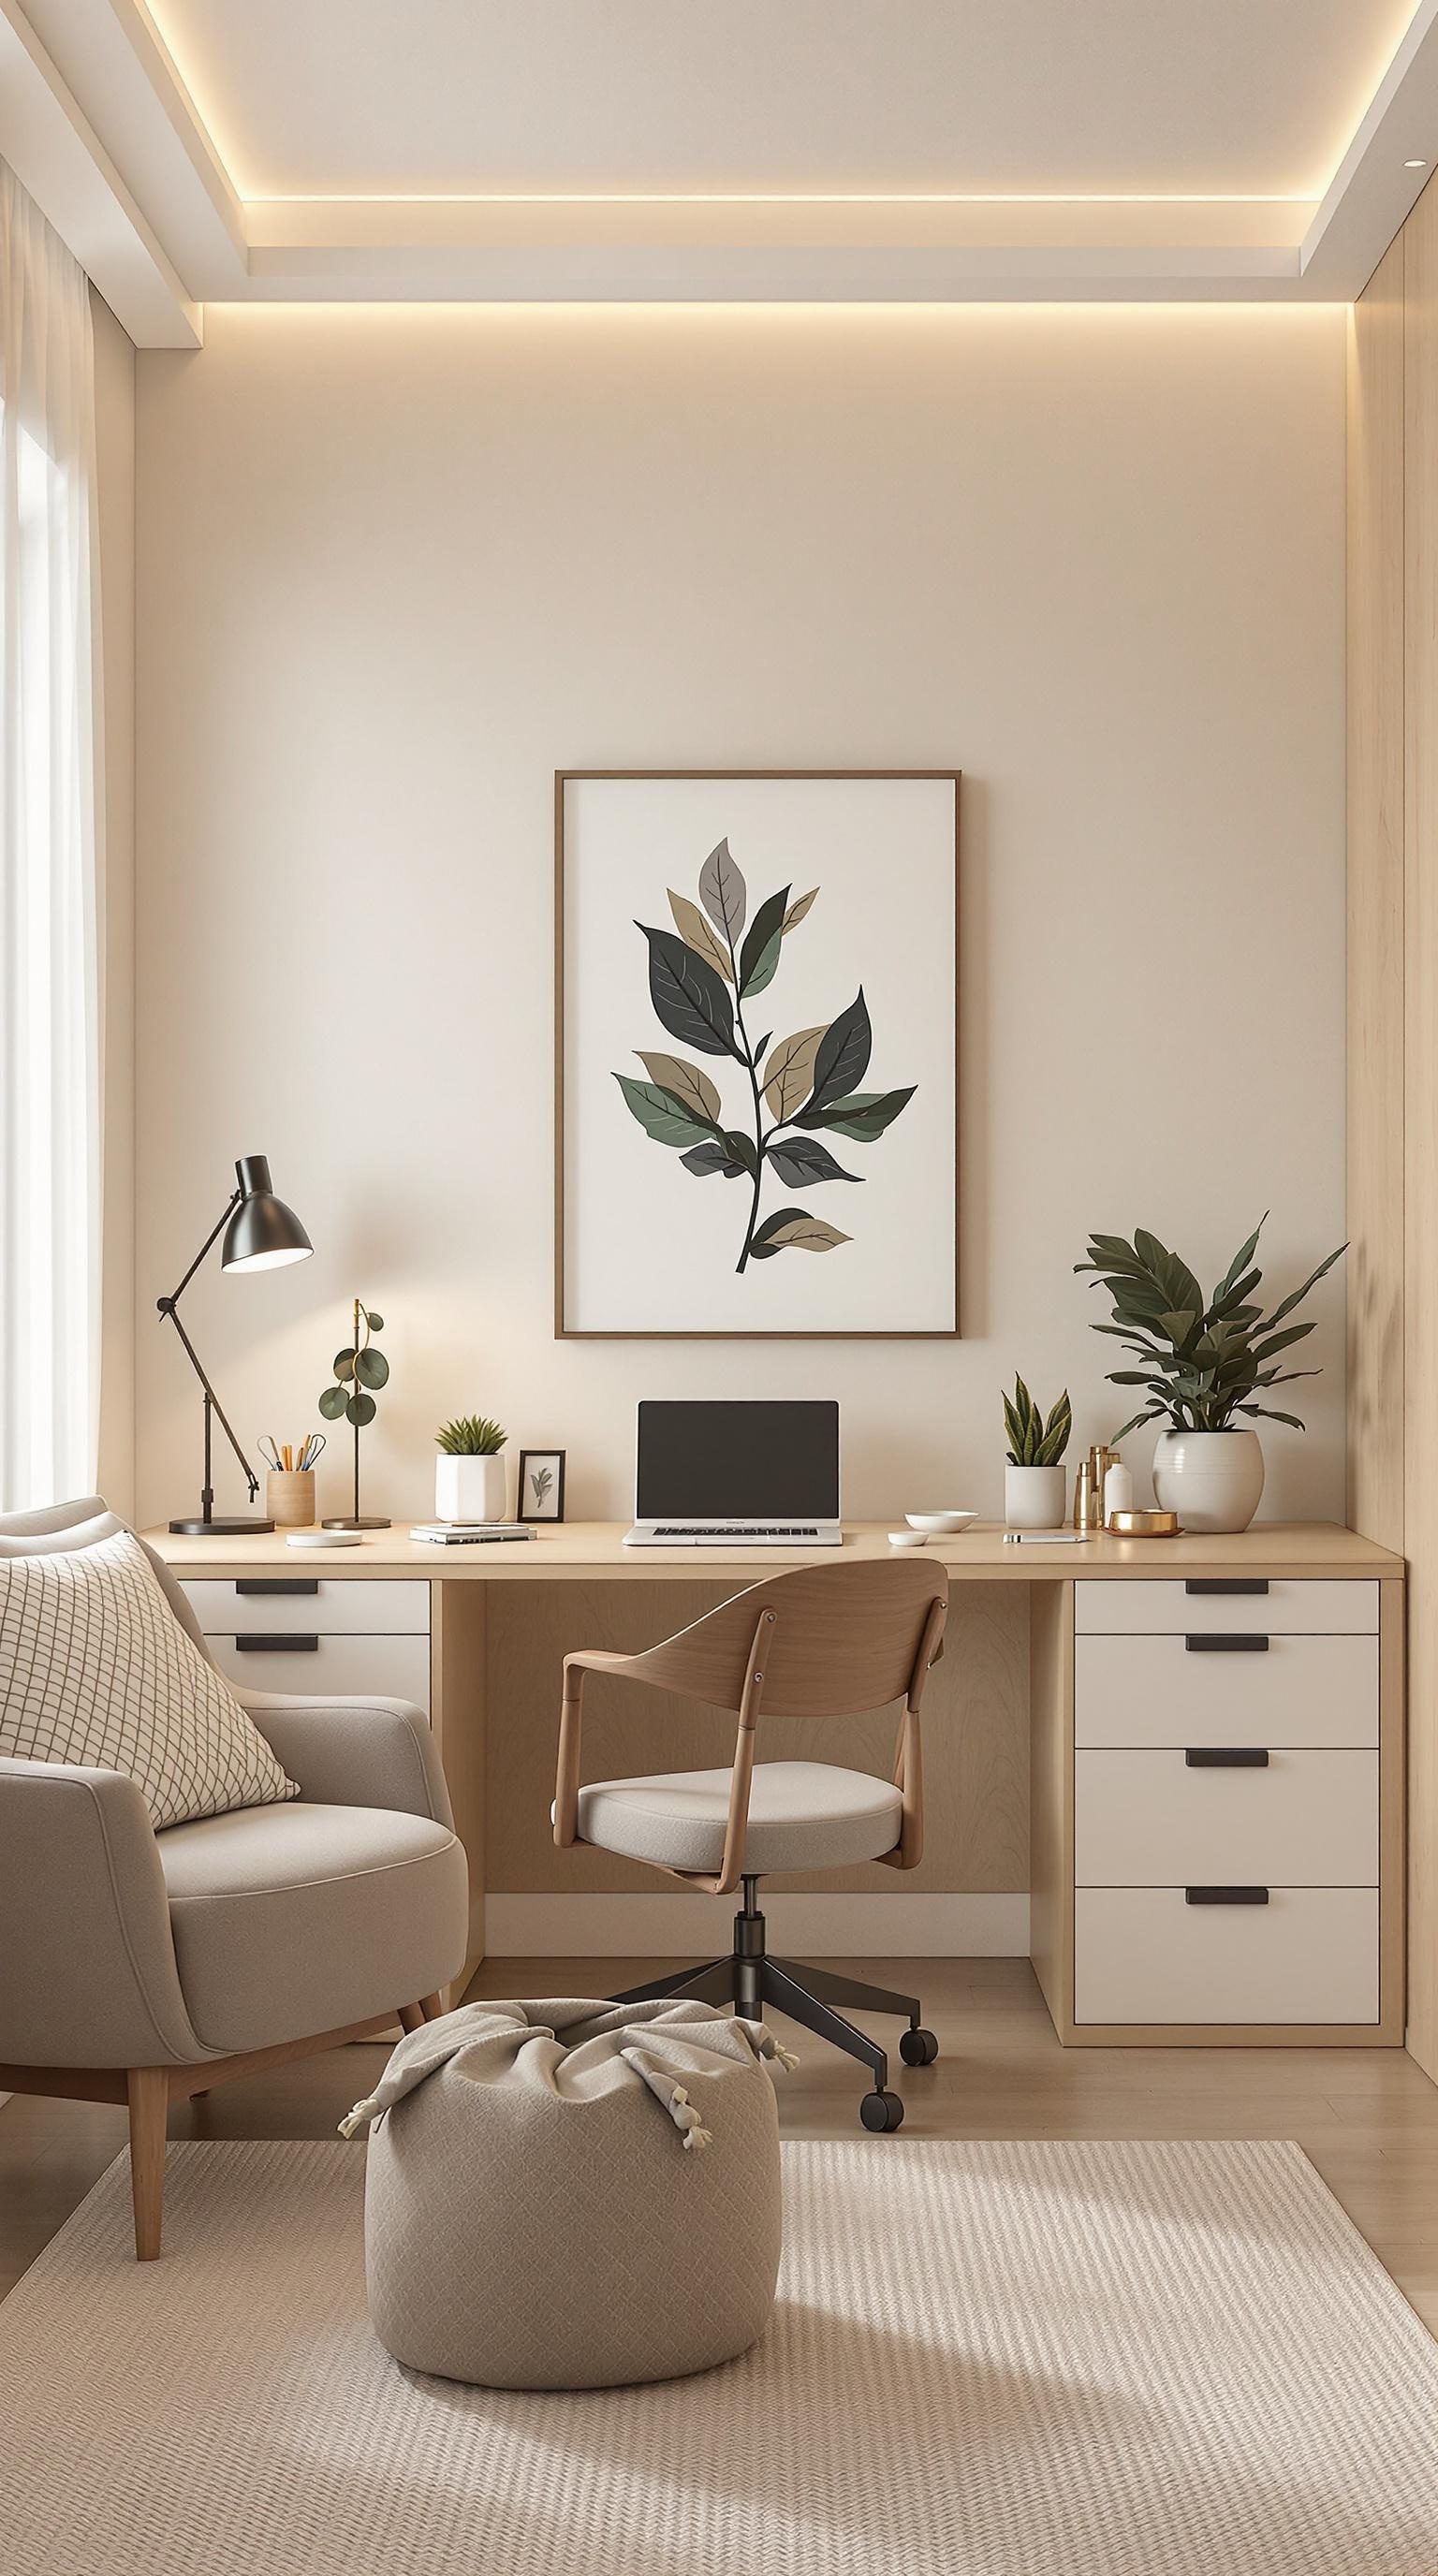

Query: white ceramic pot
[1005,1463,1067,1530]
[1151,1427,1265,1533]
[435,1452,506,1524]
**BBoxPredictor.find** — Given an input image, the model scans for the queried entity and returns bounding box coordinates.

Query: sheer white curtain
[0,162,103,1509]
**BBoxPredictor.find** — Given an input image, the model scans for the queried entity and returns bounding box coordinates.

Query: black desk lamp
[159,1154,313,1536]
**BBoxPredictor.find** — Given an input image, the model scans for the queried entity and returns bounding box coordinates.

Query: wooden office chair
[553,1555,947,2130]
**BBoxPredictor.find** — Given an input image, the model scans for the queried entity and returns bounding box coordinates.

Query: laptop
[624,1398,843,1547]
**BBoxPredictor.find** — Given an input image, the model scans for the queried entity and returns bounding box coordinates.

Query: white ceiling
[3,0,1438,340]
[148,0,1414,201]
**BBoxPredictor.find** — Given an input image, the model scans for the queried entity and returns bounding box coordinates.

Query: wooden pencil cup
[267,1471,316,1528]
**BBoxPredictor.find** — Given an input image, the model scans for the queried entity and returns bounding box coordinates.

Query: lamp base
[169,1515,276,1536]
[321,1515,391,1530]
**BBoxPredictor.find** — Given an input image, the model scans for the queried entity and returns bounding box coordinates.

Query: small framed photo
[518,1448,566,1523]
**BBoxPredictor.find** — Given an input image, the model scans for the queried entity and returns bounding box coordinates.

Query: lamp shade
[221,1154,313,1273]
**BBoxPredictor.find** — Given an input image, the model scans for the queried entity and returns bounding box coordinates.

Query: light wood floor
[4,1958,1436,2329]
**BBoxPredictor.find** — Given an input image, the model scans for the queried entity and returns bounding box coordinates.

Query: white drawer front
[184,1578,430,1636]
[1075,1888,1379,2025]
[1075,1749,1378,1887]
[205,1631,431,1712]
[1074,1633,1378,1749]
[1075,1580,1378,1636]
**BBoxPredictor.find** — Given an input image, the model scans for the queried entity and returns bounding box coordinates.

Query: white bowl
[904,1510,977,1534]
[888,1530,929,1548]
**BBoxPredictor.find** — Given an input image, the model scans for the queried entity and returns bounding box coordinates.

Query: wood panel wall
[1349,204,1438,2083]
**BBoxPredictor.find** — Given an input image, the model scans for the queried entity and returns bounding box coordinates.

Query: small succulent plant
[1003,1376,1072,1468]
[435,1414,507,1456]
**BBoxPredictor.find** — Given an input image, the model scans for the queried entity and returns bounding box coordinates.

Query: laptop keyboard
[653,1525,821,1539]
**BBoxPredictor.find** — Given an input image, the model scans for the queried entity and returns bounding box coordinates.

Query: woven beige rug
[1,2138,1435,2576]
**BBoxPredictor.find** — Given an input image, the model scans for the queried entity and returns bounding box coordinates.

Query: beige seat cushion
[157,1802,467,2053]
[573,1758,902,1875]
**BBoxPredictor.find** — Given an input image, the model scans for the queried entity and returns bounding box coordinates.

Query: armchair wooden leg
[418,1993,446,2022]
[396,2004,425,2033]
[126,2068,169,2262]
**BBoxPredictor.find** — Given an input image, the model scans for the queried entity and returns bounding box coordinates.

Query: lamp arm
[156,1193,258,1502]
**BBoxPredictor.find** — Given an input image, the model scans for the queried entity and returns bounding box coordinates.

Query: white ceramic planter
[1005,1463,1067,1530]
[1152,1427,1265,1533]
[435,1452,506,1524]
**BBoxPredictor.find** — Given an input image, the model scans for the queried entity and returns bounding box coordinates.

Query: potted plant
[1075,1218,1345,1532]
[1003,1377,1072,1530]
[435,1414,508,1524]
[318,1299,390,1531]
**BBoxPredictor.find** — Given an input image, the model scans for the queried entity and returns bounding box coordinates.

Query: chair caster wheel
[900,2026,938,2067]
[860,2088,905,2132]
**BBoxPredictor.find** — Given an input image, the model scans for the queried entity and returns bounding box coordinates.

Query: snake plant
[1003,1376,1072,1468]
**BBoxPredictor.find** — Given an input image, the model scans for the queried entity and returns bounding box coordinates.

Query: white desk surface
[145,1519,1403,1585]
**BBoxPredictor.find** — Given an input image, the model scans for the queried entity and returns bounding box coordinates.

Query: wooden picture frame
[554,769,961,1338]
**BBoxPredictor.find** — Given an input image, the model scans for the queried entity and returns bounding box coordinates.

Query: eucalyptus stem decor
[318,1299,390,1530]
[614,838,916,1275]
[1074,1219,1345,1439]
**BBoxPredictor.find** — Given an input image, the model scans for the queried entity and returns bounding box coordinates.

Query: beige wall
[133,304,1347,1530]
[92,287,136,1516]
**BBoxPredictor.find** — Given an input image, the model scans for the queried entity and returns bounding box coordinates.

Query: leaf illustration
[768,1136,863,1188]
[797,1084,916,1141]
[807,988,872,1112]
[738,884,790,1000]
[636,924,739,1059]
[698,837,746,944]
[682,1132,756,1179]
[668,890,733,984]
[762,1025,828,1121]
[614,1072,712,1148]
[531,1466,553,1504]
[749,1207,852,1259]
[781,886,818,934]
[636,1050,722,1126]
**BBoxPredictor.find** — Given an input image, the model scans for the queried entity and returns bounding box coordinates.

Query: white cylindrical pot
[1005,1463,1066,1530]
[435,1453,506,1523]
[1152,1428,1265,1534]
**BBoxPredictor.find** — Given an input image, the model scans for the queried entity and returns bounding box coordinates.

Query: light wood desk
[148,1521,1404,2050]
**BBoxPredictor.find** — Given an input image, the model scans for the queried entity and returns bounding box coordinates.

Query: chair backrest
[619,1555,948,1720]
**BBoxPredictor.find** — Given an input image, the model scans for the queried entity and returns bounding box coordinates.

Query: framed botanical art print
[556,770,960,1338]
[518,1448,565,1522]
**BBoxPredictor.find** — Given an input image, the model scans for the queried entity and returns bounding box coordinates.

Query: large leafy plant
[1075,1220,1345,1441]
[614,838,916,1274]
[1003,1377,1072,1468]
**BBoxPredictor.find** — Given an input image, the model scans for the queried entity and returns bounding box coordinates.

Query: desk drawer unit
[1070,1577,1385,2034]
[183,1578,433,1718]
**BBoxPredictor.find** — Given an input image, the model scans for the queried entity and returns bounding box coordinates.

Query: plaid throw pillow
[0,1528,299,1829]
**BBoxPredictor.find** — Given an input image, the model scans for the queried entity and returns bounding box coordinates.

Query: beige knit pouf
[342,1998,789,2390]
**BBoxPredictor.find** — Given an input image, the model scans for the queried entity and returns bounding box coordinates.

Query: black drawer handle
[232,1633,319,1653]
[1185,1885,1269,1906]
[235,1578,318,1598]
[1185,1579,1269,1596]
[1184,1747,1269,1767]
[1185,1632,1269,1653]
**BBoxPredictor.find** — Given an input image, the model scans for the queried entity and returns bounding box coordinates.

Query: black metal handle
[232,1633,319,1653]
[1185,1885,1269,1905]
[1184,1747,1269,1767]
[235,1579,318,1597]
[1185,1579,1269,1596]
[1184,1632,1269,1653]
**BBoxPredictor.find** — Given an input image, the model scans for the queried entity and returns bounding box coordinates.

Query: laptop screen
[636,1400,840,1520]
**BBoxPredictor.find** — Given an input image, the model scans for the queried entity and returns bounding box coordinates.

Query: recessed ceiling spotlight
[1405,158,1429,168]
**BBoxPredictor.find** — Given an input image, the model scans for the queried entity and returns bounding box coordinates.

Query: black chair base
[609,1875,938,2131]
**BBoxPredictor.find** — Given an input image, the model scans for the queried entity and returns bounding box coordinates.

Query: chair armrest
[239,1694,454,1827]
[0,1759,200,2067]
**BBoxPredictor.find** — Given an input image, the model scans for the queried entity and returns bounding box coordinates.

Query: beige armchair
[0,1498,468,2259]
